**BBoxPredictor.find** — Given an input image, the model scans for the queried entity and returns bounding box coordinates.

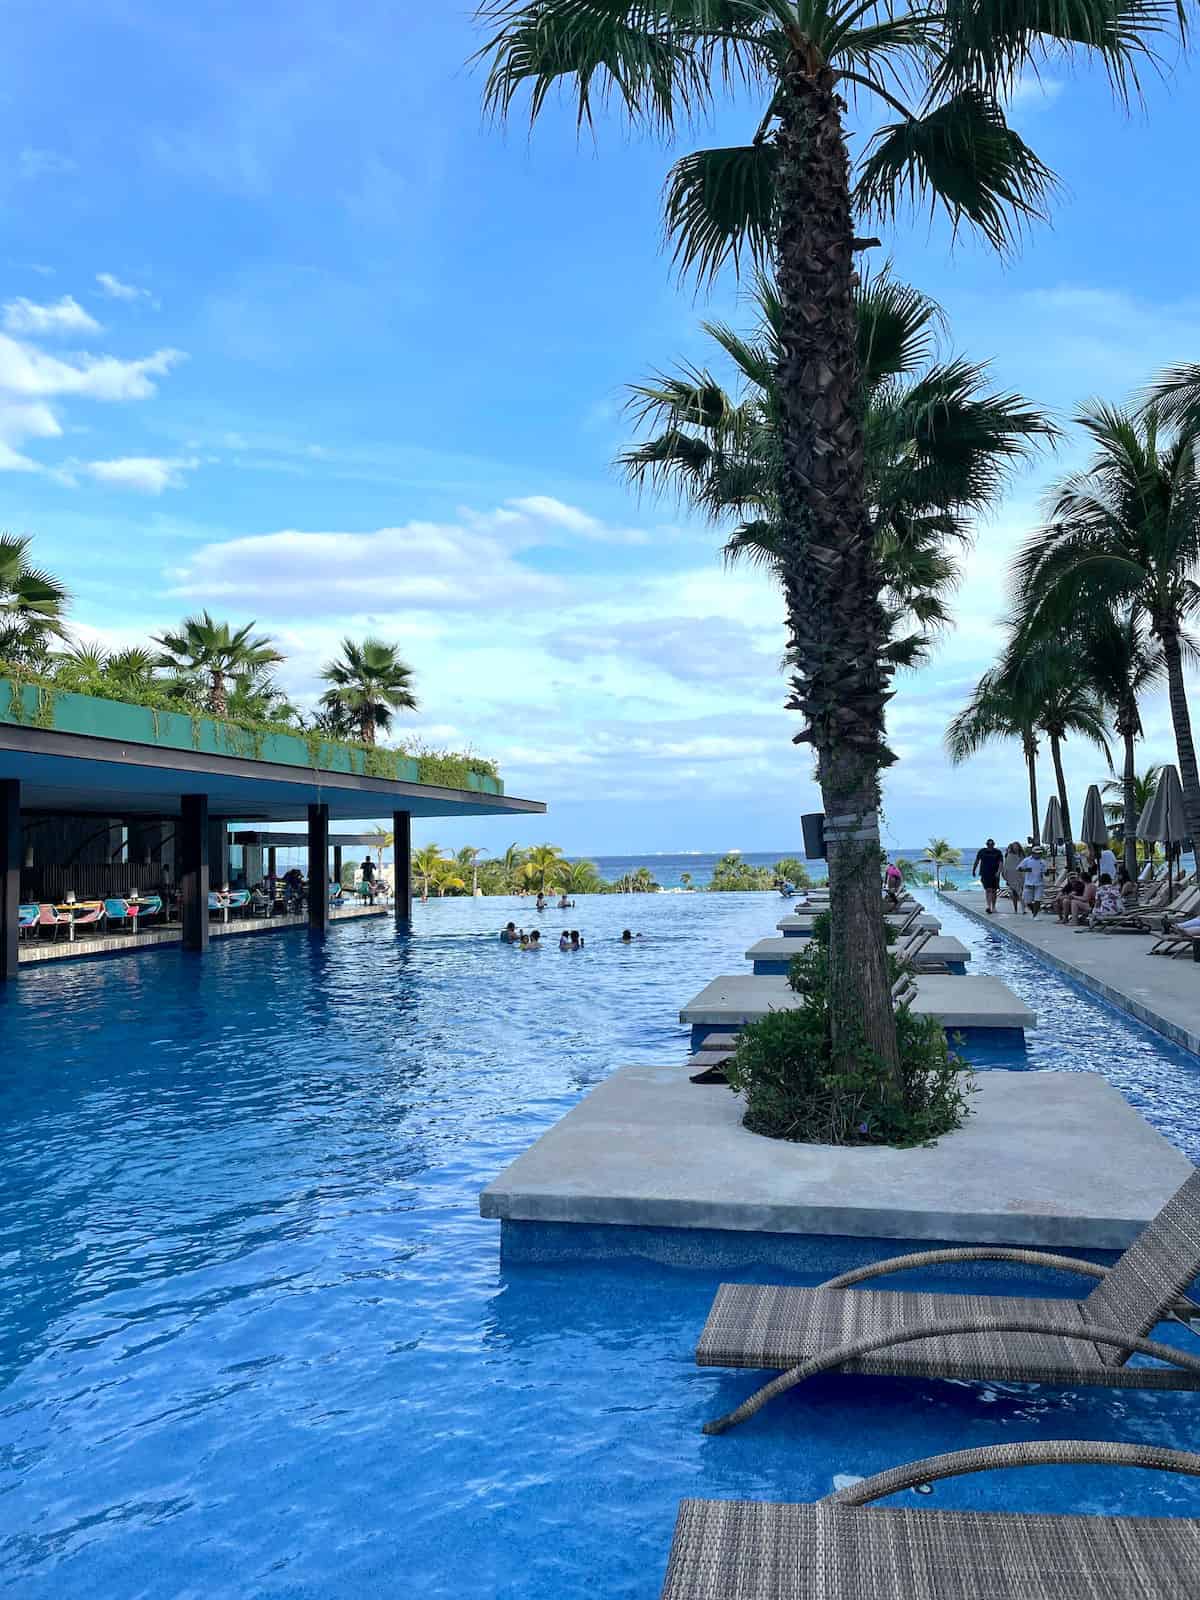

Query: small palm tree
[1102,766,1163,827]
[412,844,446,898]
[921,837,961,890]
[0,533,69,663]
[1013,405,1200,852]
[155,611,283,717]
[561,858,603,894]
[368,825,394,875]
[455,846,488,894]
[679,871,693,890]
[521,843,567,893]
[319,638,417,746]
[946,671,1042,845]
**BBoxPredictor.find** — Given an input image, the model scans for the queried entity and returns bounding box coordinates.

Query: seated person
[1090,873,1124,922]
[1069,871,1097,925]
[1054,869,1084,923]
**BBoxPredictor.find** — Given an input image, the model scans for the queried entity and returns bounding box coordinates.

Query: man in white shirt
[1098,843,1118,880]
[1018,847,1047,916]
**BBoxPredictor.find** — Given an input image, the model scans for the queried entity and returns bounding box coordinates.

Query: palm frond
[855,266,944,388]
[855,86,1058,252]
[1143,362,1200,427]
[664,141,777,284]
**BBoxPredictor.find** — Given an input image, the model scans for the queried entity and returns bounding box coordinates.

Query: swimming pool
[2,891,1199,1598]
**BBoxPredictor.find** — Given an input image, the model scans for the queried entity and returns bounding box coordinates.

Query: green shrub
[772,856,813,889]
[727,923,972,1148]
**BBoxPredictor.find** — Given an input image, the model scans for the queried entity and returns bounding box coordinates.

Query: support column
[308,803,329,934]
[267,845,277,879]
[333,844,343,885]
[1,780,20,981]
[393,810,411,929]
[179,794,210,953]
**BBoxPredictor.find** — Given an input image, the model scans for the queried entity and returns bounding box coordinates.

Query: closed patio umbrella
[1041,795,1064,868]
[1080,784,1108,865]
[1137,764,1190,889]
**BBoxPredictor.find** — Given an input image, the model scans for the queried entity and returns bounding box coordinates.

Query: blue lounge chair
[18,904,39,939]
[104,898,138,932]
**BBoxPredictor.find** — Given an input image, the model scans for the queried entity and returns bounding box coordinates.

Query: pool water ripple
[2,891,1200,1597]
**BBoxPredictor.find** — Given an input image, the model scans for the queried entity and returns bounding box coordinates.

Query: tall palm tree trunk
[361,709,376,746]
[1119,711,1139,883]
[775,55,898,1081]
[1023,734,1039,844]
[1048,733,1076,871]
[1160,625,1200,851]
[210,669,227,717]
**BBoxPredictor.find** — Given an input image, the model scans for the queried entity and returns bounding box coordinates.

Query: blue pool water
[3,890,1200,1598]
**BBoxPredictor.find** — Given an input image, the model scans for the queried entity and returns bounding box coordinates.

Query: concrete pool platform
[679,972,1033,1046]
[746,935,970,976]
[481,1065,1190,1250]
[945,892,1200,1058]
[777,911,940,936]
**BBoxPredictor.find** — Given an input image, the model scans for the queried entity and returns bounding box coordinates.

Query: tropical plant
[520,843,567,892]
[51,642,162,704]
[319,638,418,746]
[224,672,299,726]
[455,845,488,895]
[154,611,283,717]
[725,918,971,1147]
[1022,605,1164,880]
[707,852,773,891]
[1102,765,1163,827]
[921,836,961,889]
[622,270,1053,662]
[897,858,933,887]
[1013,405,1200,853]
[412,843,447,898]
[474,0,1175,1085]
[945,669,1042,845]
[679,870,693,890]
[367,825,394,873]
[772,856,812,888]
[0,533,69,663]
[561,858,604,893]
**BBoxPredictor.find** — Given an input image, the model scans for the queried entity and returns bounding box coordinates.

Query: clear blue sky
[3,3,1198,856]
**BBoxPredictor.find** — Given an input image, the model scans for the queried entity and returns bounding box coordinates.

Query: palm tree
[368,825,394,875]
[0,533,69,663]
[679,871,693,890]
[946,671,1042,846]
[319,638,418,746]
[1013,406,1200,852]
[521,843,567,893]
[412,844,446,898]
[1103,765,1162,821]
[455,846,488,894]
[921,837,961,890]
[476,0,1162,1079]
[622,271,1054,662]
[224,673,299,725]
[1067,610,1162,880]
[562,858,604,894]
[154,611,283,717]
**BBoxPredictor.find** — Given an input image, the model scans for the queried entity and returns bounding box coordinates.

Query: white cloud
[75,456,199,495]
[0,329,186,473]
[1005,74,1065,111]
[505,494,651,545]
[96,272,153,303]
[2,295,102,337]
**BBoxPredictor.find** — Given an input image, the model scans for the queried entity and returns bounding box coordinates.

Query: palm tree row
[401,842,647,897]
[0,563,418,746]
[949,388,1200,877]
[476,0,1184,1080]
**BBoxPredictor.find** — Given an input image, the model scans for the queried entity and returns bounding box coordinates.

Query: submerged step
[745,935,970,976]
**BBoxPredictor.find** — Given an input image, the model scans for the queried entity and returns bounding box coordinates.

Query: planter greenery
[725,916,972,1148]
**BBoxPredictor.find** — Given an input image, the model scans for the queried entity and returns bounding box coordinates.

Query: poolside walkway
[944,893,1200,1056]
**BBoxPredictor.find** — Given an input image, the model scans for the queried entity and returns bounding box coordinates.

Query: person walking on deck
[1002,843,1025,914]
[1018,845,1047,917]
[972,838,1004,915]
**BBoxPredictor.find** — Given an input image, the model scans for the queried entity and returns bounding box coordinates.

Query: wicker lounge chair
[1085,875,1185,934]
[697,1169,1200,1435]
[660,1441,1200,1600]
[1149,887,1200,955]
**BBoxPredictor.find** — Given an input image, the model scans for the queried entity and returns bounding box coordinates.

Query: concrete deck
[18,902,388,963]
[945,893,1200,1056]
[746,934,970,976]
[777,911,939,936]
[680,971,1032,1042]
[480,1065,1190,1248]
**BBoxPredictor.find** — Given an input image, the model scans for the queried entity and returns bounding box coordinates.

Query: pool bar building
[0,678,544,978]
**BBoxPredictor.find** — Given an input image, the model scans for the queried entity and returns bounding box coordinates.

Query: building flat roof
[0,718,545,824]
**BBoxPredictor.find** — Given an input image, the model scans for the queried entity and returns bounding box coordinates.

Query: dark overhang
[0,722,546,824]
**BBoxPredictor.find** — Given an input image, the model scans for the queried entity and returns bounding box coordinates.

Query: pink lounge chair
[37,903,68,941]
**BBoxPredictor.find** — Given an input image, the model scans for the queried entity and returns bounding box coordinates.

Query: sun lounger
[660,1441,1200,1600]
[1149,887,1200,953]
[1094,882,1200,937]
[697,1169,1200,1435]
